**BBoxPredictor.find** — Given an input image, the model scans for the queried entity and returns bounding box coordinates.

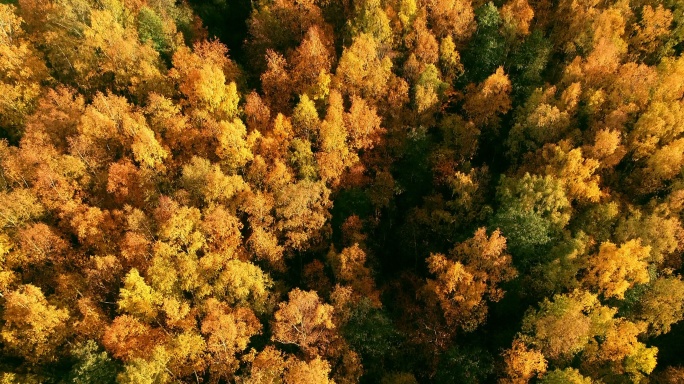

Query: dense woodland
[1,0,684,382]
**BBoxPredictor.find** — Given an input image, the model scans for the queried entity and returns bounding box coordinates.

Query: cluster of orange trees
[1,0,684,382]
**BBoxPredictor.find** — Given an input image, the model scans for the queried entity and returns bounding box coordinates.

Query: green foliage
[463,2,506,82]
[68,340,119,384]
[290,139,319,181]
[434,346,494,384]
[137,7,171,54]
[491,174,570,261]
[342,298,401,365]
[509,30,553,98]
[539,368,593,384]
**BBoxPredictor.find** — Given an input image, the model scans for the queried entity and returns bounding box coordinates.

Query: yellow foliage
[1,284,69,363]
[501,338,548,384]
[117,268,162,321]
[272,288,336,355]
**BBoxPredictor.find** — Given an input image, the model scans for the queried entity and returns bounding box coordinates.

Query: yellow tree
[117,345,171,384]
[629,5,673,60]
[501,338,547,384]
[201,299,263,380]
[520,290,607,361]
[274,180,332,251]
[283,356,336,384]
[0,189,44,229]
[290,26,334,99]
[582,319,657,381]
[424,228,516,331]
[501,0,535,39]
[425,0,476,42]
[538,142,603,203]
[328,243,379,303]
[464,67,512,127]
[271,288,336,356]
[334,33,393,102]
[261,50,293,114]
[215,118,254,171]
[181,156,249,205]
[103,315,167,362]
[0,4,47,136]
[292,94,321,141]
[1,284,69,363]
[349,0,393,46]
[634,276,684,336]
[169,41,240,121]
[317,91,358,187]
[344,96,385,151]
[83,8,169,100]
[538,368,592,384]
[117,268,162,322]
[583,240,651,299]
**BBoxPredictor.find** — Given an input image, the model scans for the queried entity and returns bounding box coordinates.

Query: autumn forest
[1,0,684,382]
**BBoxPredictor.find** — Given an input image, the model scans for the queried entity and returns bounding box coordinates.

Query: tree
[261,50,293,114]
[424,228,516,331]
[501,0,534,39]
[82,7,169,100]
[629,5,673,61]
[344,96,384,151]
[274,180,332,250]
[583,240,651,299]
[246,0,328,70]
[341,298,400,379]
[117,346,171,384]
[491,174,570,259]
[335,33,393,101]
[582,319,657,381]
[464,67,512,127]
[166,330,207,379]
[506,87,571,158]
[348,0,393,45]
[614,207,684,264]
[426,0,476,42]
[538,142,603,203]
[271,288,336,356]
[328,244,379,302]
[414,64,448,114]
[317,90,358,187]
[538,368,593,384]
[136,6,176,57]
[283,356,335,384]
[521,290,606,360]
[239,345,286,383]
[103,315,166,362]
[292,94,320,141]
[215,118,254,171]
[201,299,262,379]
[629,101,684,161]
[67,340,119,384]
[0,188,44,229]
[0,4,47,140]
[439,36,465,82]
[214,259,272,310]
[500,338,547,384]
[633,276,684,336]
[435,345,494,384]
[1,284,69,363]
[117,268,162,321]
[463,3,505,82]
[169,41,240,120]
[290,26,334,99]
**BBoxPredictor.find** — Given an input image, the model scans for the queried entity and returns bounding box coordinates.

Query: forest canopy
[1,0,684,382]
